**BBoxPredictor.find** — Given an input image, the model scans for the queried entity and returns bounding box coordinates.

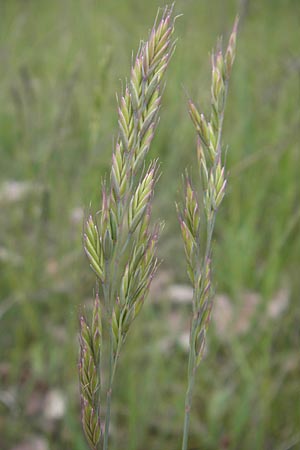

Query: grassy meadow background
[1,0,300,449]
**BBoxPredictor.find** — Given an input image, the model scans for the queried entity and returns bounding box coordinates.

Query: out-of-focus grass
[0,0,299,449]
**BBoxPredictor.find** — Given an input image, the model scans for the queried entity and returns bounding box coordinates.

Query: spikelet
[79,294,102,450]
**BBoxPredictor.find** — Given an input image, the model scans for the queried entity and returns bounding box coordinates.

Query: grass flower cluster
[79,6,176,449]
[79,5,237,450]
[179,19,238,450]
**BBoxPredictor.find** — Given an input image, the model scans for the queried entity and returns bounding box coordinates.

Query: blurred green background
[0,0,300,449]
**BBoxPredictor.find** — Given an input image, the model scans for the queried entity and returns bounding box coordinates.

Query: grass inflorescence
[80,6,176,449]
[178,19,238,450]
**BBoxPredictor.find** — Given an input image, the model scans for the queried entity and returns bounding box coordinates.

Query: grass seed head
[81,7,177,449]
[179,18,238,381]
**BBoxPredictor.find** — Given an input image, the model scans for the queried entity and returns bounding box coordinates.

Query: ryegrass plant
[79,6,240,449]
[1,1,300,449]
[79,6,176,449]
[178,19,238,450]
